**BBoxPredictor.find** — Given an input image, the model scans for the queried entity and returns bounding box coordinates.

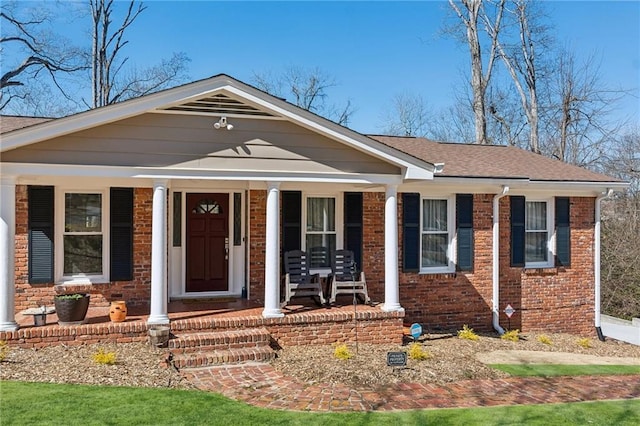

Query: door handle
[225,237,229,260]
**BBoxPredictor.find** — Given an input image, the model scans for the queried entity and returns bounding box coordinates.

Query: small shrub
[0,340,9,362]
[501,329,520,342]
[92,348,117,365]
[457,325,479,341]
[333,343,353,360]
[54,293,85,300]
[408,343,431,361]
[537,334,553,345]
[577,337,592,349]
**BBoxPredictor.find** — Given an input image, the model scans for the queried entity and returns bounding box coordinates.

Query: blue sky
[7,1,640,134]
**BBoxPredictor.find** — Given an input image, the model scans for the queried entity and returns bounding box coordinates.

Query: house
[0,74,626,338]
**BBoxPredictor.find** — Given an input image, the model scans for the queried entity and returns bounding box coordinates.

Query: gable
[1,75,435,181]
[2,112,400,176]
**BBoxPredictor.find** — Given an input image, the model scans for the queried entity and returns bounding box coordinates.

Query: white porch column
[148,180,170,325]
[0,176,19,331]
[262,181,284,318]
[382,184,404,312]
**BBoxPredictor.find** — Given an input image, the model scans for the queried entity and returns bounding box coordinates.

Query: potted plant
[54,293,90,325]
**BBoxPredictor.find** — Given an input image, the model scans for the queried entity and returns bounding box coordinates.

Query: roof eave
[430,175,628,193]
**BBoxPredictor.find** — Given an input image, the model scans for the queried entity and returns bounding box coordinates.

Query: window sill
[54,278,109,291]
[522,267,558,275]
[419,269,457,277]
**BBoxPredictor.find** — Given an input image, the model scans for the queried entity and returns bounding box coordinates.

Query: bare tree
[486,84,528,146]
[492,0,551,153]
[380,92,431,137]
[601,128,640,319]
[253,66,354,126]
[543,49,627,167]
[0,2,84,111]
[426,103,477,143]
[447,0,505,144]
[90,0,189,108]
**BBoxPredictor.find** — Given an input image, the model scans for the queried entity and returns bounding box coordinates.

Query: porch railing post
[382,184,403,312]
[148,180,170,325]
[263,181,284,318]
[0,176,19,331]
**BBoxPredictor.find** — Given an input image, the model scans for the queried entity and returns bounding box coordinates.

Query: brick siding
[248,189,266,303]
[350,192,595,334]
[13,184,597,336]
[14,186,153,313]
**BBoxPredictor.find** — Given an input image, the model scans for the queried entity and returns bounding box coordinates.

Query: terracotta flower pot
[109,301,127,322]
[54,294,90,325]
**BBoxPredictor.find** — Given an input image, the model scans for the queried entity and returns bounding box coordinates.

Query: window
[63,193,104,276]
[421,197,455,272]
[525,200,552,267]
[305,197,336,268]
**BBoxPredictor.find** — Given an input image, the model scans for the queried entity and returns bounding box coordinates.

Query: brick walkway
[183,363,640,411]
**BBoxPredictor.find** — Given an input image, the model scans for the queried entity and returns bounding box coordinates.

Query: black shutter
[456,194,474,271]
[344,192,363,272]
[28,186,54,284]
[282,191,301,254]
[110,188,134,281]
[510,196,526,267]
[555,197,571,267]
[402,193,420,272]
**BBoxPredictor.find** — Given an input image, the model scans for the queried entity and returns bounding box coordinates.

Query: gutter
[594,188,613,341]
[492,186,510,335]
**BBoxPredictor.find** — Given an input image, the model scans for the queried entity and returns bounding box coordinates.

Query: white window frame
[420,195,456,274]
[55,188,110,284]
[524,197,554,269]
[302,193,343,275]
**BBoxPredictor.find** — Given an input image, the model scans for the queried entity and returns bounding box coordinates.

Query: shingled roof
[370,135,620,183]
[0,112,622,185]
[0,115,52,134]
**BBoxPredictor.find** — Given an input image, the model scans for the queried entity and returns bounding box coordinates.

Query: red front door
[186,193,229,292]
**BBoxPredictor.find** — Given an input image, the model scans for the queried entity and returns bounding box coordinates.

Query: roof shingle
[0,115,52,134]
[370,135,620,183]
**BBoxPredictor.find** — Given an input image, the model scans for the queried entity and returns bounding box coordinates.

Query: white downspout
[492,186,510,335]
[594,188,613,341]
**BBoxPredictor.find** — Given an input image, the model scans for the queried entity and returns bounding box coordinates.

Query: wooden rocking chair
[283,250,326,306]
[329,249,370,305]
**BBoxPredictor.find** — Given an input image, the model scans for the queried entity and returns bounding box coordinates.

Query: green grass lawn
[490,364,640,377]
[1,381,639,425]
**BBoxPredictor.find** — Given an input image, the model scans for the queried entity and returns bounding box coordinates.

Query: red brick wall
[362,192,386,301]
[13,184,597,335]
[362,193,596,335]
[248,189,266,303]
[499,197,595,335]
[14,186,153,313]
[391,194,495,332]
[268,316,403,346]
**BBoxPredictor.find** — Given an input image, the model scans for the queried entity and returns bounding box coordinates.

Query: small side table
[21,307,56,326]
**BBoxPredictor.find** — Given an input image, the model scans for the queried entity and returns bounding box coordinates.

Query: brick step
[170,346,276,369]
[168,328,272,354]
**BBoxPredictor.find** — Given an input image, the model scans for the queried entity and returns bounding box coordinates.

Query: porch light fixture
[214,116,234,130]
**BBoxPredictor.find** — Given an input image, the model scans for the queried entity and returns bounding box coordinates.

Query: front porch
[1,299,404,349]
